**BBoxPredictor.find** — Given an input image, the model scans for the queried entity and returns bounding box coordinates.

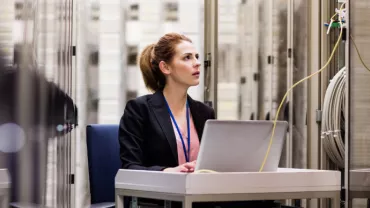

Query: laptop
[195,120,289,172]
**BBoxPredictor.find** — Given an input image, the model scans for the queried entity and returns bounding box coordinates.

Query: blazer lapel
[148,91,178,163]
[188,96,205,141]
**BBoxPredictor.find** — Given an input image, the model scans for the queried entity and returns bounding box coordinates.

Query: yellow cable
[195,4,346,174]
[350,35,370,72]
[258,3,346,172]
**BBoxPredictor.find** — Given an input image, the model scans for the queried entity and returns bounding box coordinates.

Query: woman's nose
[194,59,201,67]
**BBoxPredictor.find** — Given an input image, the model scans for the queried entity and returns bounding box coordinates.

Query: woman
[119,33,276,208]
[119,33,212,174]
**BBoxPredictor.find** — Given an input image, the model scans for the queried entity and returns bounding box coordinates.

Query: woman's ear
[159,61,171,75]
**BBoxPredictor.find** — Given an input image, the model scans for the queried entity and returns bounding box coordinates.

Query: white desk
[115,168,341,208]
[0,169,10,208]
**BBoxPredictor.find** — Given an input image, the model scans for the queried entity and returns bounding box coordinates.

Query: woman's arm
[119,99,166,171]
[208,105,216,120]
[210,108,216,120]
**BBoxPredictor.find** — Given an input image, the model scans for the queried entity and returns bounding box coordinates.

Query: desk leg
[164,200,172,208]
[2,194,8,208]
[332,192,341,208]
[182,198,192,208]
[116,194,124,208]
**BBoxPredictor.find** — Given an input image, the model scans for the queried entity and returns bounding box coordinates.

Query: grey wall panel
[292,0,308,169]
[349,1,370,208]
[350,0,370,175]
[273,0,307,169]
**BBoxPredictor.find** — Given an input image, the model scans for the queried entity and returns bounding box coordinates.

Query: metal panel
[348,1,370,208]
[270,0,288,168]
[75,0,90,207]
[0,0,77,207]
[286,0,294,170]
[292,0,308,171]
[250,0,259,120]
[307,0,322,207]
[238,0,258,121]
[0,0,14,63]
[204,0,218,113]
[70,0,78,207]
[345,1,351,207]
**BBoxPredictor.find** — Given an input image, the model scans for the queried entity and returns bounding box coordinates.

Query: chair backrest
[86,124,121,204]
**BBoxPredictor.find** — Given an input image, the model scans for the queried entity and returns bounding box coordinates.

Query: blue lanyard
[164,99,191,163]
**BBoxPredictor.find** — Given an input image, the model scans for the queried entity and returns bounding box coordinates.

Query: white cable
[321,66,346,168]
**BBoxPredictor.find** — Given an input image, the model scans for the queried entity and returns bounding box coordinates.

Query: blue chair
[86,124,121,208]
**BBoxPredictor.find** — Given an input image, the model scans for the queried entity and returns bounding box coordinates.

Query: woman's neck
[163,84,188,113]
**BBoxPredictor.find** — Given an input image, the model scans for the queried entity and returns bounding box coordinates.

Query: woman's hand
[163,160,196,173]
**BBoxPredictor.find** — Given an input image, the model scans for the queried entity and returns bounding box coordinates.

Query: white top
[115,168,341,195]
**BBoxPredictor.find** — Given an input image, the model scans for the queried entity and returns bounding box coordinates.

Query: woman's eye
[184,55,191,60]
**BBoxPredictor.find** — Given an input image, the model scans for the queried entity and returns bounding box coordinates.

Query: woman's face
[165,41,201,88]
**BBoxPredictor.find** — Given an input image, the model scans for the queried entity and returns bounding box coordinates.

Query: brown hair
[138,33,192,92]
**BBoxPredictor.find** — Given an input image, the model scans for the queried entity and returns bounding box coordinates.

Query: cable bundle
[321,67,346,168]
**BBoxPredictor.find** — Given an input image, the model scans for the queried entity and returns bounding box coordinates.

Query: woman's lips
[192,72,200,77]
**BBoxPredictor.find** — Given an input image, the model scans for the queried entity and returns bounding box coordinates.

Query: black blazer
[119,90,215,170]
